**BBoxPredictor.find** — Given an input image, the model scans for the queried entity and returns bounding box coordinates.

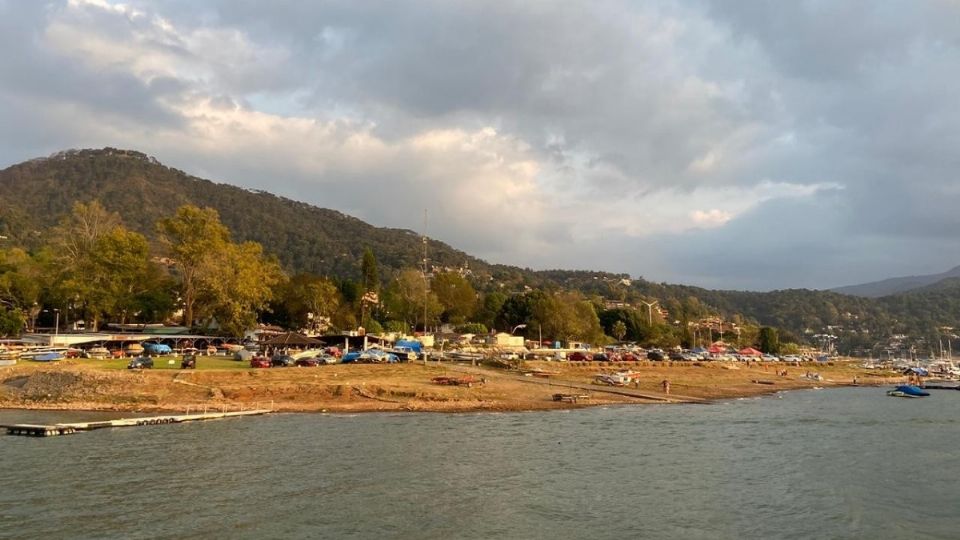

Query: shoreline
[0,359,901,416]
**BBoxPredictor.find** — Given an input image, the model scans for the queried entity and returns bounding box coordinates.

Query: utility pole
[421,209,429,336]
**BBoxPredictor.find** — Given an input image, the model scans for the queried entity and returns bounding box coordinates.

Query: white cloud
[2,0,959,289]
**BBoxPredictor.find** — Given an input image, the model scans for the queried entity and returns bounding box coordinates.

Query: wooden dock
[3,409,271,437]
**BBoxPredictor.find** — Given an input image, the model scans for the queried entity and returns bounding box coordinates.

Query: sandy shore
[0,359,901,414]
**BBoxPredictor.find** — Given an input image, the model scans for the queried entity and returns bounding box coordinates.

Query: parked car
[621,352,639,362]
[593,353,610,362]
[180,355,197,369]
[568,351,593,362]
[295,358,320,367]
[127,356,154,369]
[250,356,270,368]
[646,350,665,361]
[668,351,684,361]
[316,354,338,365]
[270,355,296,367]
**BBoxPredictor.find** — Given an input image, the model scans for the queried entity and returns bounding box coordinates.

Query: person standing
[661,379,670,394]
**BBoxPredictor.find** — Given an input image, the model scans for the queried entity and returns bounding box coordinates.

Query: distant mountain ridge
[831,266,960,298]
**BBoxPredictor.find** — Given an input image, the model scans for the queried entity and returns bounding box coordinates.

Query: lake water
[1,387,957,539]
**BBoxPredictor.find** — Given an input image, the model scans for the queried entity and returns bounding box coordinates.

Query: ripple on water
[0,388,958,539]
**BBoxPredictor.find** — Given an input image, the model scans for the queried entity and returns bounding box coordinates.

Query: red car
[295,358,320,367]
[621,352,639,362]
[568,351,593,362]
[250,356,270,368]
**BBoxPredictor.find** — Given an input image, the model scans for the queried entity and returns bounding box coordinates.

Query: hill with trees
[2,148,959,354]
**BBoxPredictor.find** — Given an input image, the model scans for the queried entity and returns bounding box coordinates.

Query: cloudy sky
[1,0,958,291]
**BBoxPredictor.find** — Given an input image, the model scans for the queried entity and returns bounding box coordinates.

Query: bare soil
[0,359,903,414]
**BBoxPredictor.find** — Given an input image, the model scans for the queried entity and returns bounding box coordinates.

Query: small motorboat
[887,385,930,398]
[32,352,64,362]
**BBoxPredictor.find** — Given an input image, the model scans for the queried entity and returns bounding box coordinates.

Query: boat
[886,385,930,398]
[32,352,64,362]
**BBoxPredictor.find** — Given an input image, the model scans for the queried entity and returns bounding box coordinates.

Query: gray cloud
[2,0,959,290]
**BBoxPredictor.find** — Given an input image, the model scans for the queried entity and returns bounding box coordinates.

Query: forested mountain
[2,148,958,351]
[0,148,491,280]
[831,265,960,297]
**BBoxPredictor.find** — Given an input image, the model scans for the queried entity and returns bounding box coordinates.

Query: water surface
[1,388,957,539]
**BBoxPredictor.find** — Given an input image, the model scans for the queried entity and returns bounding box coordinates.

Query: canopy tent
[708,344,727,354]
[903,367,929,376]
[259,332,326,347]
[737,347,763,356]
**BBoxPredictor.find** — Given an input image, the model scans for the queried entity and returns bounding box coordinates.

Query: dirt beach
[0,359,901,414]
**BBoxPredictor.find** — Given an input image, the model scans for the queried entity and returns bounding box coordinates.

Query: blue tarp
[144,343,172,354]
[394,339,422,354]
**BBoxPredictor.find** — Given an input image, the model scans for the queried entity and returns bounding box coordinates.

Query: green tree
[432,271,476,324]
[45,203,164,329]
[758,326,781,354]
[201,241,283,335]
[456,322,488,334]
[156,206,231,327]
[87,227,159,324]
[476,291,507,330]
[0,306,25,336]
[361,248,379,294]
[495,290,545,330]
[612,320,627,342]
[271,273,342,331]
[383,269,441,331]
[0,248,44,321]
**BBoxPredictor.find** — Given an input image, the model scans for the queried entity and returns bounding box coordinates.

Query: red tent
[708,343,727,354]
[737,347,763,356]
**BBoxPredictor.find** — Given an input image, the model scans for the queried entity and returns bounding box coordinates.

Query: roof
[259,332,326,346]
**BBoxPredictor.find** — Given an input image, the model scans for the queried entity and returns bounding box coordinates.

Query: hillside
[2,148,959,352]
[0,148,490,279]
[831,266,960,297]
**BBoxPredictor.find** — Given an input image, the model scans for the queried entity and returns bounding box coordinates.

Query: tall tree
[383,269,441,331]
[361,248,379,294]
[156,206,230,327]
[476,291,507,330]
[50,200,120,263]
[271,273,342,331]
[431,271,476,324]
[360,248,380,327]
[201,241,283,335]
[46,203,162,329]
[758,326,781,354]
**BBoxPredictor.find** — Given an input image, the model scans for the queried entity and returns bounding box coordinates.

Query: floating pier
[3,409,271,437]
